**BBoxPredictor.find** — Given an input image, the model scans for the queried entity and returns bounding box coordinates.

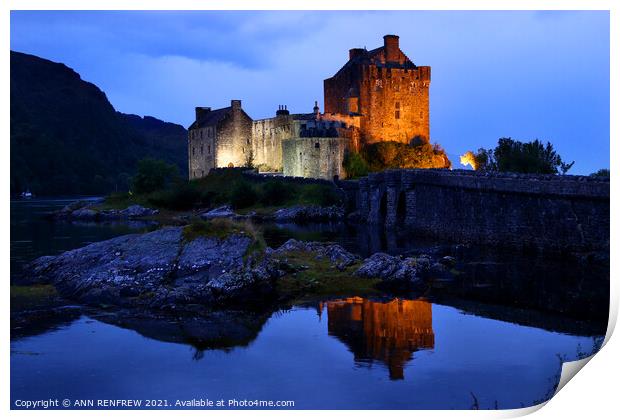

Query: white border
[2,1,616,419]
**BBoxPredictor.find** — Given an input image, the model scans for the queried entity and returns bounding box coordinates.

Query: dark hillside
[10,51,187,195]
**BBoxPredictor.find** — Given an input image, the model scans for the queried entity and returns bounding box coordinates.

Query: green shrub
[343,151,369,179]
[362,141,451,171]
[230,181,259,209]
[131,158,179,194]
[590,168,610,178]
[301,184,340,206]
[260,180,298,205]
[148,183,201,210]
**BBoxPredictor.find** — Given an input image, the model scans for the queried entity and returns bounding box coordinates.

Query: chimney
[276,104,290,116]
[195,107,211,120]
[231,99,241,111]
[383,34,400,62]
[349,48,365,60]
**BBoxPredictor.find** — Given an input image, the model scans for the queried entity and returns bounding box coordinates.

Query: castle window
[395,110,400,119]
[192,147,195,156]
[242,147,245,153]
[208,145,211,154]
[200,131,203,139]
[420,111,423,118]
[201,170,204,177]
[201,145,204,155]
[315,142,320,149]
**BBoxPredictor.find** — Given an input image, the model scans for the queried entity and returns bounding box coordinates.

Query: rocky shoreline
[52,200,159,221]
[54,200,346,224]
[20,225,455,314]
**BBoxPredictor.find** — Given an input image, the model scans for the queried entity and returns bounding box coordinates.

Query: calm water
[10,198,608,410]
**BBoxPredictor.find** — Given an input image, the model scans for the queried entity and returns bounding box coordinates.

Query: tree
[131,158,179,194]
[590,168,610,178]
[462,138,574,175]
[245,149,254,168]
[343,151,369,178]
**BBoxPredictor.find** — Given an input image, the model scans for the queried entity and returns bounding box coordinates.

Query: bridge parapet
[338,169,609,252]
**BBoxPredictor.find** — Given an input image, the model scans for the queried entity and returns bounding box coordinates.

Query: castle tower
[323,34,431,145]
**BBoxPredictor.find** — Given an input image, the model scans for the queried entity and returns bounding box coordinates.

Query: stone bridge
[337,169,610,252]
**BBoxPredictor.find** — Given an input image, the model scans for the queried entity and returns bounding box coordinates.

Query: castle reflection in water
[321,297,434,380]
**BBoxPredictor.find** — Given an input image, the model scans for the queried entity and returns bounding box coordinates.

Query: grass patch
[182,218,253,242]
[10,284,60,312]
[276,250,380,300]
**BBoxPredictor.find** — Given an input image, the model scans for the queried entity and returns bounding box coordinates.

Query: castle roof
[189,106,231,130]
[330,43,417,80]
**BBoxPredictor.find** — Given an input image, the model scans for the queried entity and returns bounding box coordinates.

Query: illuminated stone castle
[188,35,430,180]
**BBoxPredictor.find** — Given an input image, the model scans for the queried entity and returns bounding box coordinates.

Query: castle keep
[324,35,430,144]
[188,35,431,180]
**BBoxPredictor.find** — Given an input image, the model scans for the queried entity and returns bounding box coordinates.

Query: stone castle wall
[324,64,431,145]
[214,103,253,169]
[338,169,610,252]
[361,65,430,144]
[251,115,298,171]
[188,126,216,179]
[283,137,346,180]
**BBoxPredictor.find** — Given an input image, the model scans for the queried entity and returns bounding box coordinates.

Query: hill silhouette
[10,51,187,195]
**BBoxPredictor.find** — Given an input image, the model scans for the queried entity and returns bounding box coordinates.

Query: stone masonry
[338,169,610,252]
[188,34,433,180]
[324,35,431,145]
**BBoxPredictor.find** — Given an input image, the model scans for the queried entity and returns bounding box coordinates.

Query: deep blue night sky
[10,10,610,173]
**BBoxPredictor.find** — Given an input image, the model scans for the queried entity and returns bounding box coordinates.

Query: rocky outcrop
[271,239,358,271]
[200,205,237,220]
[199,205,256,221]
[23,224,459,312]
[272,205,344,222]
[54,201,159,221]
[355,253,432,285]
[25,227,278,310]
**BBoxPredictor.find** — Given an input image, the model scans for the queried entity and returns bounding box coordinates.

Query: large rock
[54,201,158,221]
[355,253,425,285]
[70,208,98,220]
[116,205,159,219]
[24,227,278,310]
[272,238,358,270]
[272,205,344,222]
[200,205,237,220]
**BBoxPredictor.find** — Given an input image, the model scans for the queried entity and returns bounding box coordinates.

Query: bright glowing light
[460,151,477,170]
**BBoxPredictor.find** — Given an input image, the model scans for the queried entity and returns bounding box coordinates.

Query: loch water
[10,198,609,410]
